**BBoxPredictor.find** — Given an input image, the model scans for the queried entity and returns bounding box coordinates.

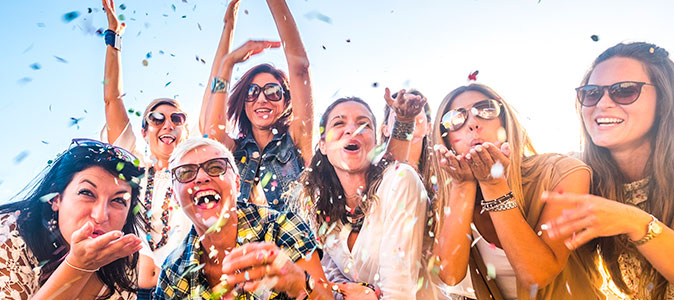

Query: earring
[47,211,58,232]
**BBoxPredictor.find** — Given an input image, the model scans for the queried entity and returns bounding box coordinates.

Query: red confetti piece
[468,70,479,81]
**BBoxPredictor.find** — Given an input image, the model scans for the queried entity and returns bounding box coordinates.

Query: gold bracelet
[64,258,99,273]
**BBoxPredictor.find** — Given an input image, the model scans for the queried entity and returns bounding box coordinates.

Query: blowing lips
[470,138,485,148]
[90,228,106,238]
[192,189,221,210]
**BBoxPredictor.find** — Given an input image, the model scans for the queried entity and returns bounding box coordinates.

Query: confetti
[69,117,84,129]
[165,81,172,87]
[346,39,351,43]
[590,35,599,42]
[487,263,496,279]
[54,56,68,63]
[372,82,378,88]
[468,70,479,81]
[322,45,326,50]
[18,77,32,85]
[62,11,80,23]
[30,63,41,70]
[22,44,34,54]
[529,284,538,298]
[497,127,507,143]
[132,203,142,215]
[304,10,332,24]
[650,47,655,54]
[116,161,125,171]
[39,192,59,203]
[119,4,127,10]
[244,9,249,15]
[146,52,152,59]
[14,151,29,164]
[142,59,148,66]
[171,4,176,11]
[490,161,504,178]
[119,14,125,21]
[87,8,93,13]
[261,172,273,187]
[37,22,46,27]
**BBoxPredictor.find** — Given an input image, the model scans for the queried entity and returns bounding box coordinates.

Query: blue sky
[2,0,674,201]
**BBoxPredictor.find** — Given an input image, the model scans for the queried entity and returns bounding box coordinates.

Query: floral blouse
[618,178,673,299]
[0,213,134,299]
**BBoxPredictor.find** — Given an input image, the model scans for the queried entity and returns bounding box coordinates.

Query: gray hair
[168,138,238,175]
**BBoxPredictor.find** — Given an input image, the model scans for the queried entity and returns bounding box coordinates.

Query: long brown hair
[292,97,387,242]
[227,64,292,136]
[428,83,537,239]
[578,42,674,299]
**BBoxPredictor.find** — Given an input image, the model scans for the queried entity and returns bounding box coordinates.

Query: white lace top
[0,213,134,299]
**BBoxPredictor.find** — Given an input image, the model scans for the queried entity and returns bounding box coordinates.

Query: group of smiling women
[1,0,673,299]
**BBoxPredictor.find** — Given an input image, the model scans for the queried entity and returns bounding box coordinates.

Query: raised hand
[384,88,426,122]
[541,191,652,250]
[102,0,125,34]
[65,221,142,271]
[465,142,510,184]
[220,242,305,297]
[225,40,282,65]
[224,0,240,24]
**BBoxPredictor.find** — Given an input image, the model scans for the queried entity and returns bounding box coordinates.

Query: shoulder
[379,163,425,194]
[160,226,198,274]
[523,153,590,178]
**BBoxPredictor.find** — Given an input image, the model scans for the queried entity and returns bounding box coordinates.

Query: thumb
[384,88,394,106]
[72,221,94,244]
[500,142,511,157]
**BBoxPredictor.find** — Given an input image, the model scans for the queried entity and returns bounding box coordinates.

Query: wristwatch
[104,29,122,51]
[211,77,229,93]
[631,214,663,246]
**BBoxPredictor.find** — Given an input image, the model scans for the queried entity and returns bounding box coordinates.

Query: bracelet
[211,77,229,93]
[64,258,99,273]
[481,191,518,212]
[358,282,382,299]
[485,200,518,212]
[480,191,513,208]
[104,29,121,51]
[391,119,415,140]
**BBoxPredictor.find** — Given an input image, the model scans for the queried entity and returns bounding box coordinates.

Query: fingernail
[476,145,483,152]
[541,191,549,198]
[113,231,122,238]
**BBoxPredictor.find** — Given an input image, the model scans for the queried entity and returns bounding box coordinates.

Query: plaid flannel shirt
[153,201,317,300]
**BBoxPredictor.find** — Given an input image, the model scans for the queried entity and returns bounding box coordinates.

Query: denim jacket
[233,131,304,211]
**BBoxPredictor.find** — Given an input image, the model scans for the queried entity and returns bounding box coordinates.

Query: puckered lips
[90,228,106,238]
[159,134,177,145]
[193,189,221,210]
[470,138,485,149]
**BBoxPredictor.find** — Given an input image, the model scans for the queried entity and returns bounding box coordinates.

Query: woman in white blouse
[293,96,442,299]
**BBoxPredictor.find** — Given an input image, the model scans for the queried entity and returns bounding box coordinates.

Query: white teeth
[255,109,272,113]
[159,135,176,144]
[596,118,624,125]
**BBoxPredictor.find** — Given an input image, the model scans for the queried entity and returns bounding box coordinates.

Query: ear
[141,127,148,140]
[50,194,62,211]
[381,124,390,138]
[318,139,327,155]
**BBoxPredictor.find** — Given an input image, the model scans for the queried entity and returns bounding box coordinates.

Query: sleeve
[0,216,39,300]
[273,211,318,262]
[100,122,142,159]
[376,164,428,299]
[153,263,175,300]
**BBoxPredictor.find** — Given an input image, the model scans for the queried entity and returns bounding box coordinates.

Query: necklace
[142,167,172,251]
[344,194,365,233]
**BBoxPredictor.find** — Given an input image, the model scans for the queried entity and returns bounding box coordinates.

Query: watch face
[652,222,663,235]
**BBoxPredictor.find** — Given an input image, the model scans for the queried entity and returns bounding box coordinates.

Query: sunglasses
[145,111,187,127]
[246,83,284,102]
[171,157,233,183]
[576,81,654,107]
[70,138,140,166]
[441,99,503,132]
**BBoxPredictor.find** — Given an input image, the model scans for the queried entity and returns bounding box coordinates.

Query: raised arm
[382,88,426,163]
[199,0,239,135]
[266,0,314,165]
[102,0,129,144]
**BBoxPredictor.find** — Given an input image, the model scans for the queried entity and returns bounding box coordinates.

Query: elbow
[289,57,311,79]
[517,270,559,290]
[437,266,467,287]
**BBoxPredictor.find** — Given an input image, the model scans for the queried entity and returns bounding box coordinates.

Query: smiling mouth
[596,117,624,126]
[159,135,176,144]
[193,190,221,209]
[344,143,360,151]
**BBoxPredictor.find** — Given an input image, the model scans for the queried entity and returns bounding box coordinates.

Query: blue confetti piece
[17,77,32,84]
[62,11,80,23]
[14,151,30,164]
[119,3,127,10]
[30,63,41,70]
[146,52,152,59]
[165,81,172,87]
[54,56,68,63]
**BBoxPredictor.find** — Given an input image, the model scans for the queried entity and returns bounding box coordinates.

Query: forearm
[103,45,129,144]
[202,58,235,149]
[32,263,94,299]
[266,0,309,73]
[200,21,236,132]
[481,181,565,287]
[435,182,477,285]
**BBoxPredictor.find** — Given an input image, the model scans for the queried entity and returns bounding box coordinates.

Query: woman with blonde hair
[430,83,601,299]
[544,42,674,299]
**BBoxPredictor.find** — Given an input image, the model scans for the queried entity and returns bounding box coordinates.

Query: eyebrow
[80,179,130,196]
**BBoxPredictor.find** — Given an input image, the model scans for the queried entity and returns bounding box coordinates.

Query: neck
[198,212,238,264]
[153,159,169,171]
[408,137,424,169]
[609,141,652,182]
[251,127,275,151]
[335,170,367,208]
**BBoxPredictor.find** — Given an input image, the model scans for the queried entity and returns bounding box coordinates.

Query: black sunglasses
[441,99,503,132]
[171,157,233,183]
[246,83,284,102]
[145,111,187,127]
[576,81,654,107]
[70,138,140,166]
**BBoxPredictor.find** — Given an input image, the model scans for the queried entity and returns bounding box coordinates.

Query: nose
[162,117,175,130]
[464,113,481,132]
[90,200,109,224]
[194,167,211,185]
[595,88,617,109]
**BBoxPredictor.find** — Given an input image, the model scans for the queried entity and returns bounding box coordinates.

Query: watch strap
[631,214,661,246]
[104,29,122,51]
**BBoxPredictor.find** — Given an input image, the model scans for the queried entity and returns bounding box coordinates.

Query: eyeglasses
[171,157,233,183]
[246,83,284,102]
[70,138,140,167]
[576,81,654,107]
[441,99,503,132]
[145,111,187,127]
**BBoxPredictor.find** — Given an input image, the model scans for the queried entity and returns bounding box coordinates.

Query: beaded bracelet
[480,191,513,208]
[211,77,229,93]
[65,258,99,273]
[391,119,415,140]
[481,191,518,212]
[486,200,518,212]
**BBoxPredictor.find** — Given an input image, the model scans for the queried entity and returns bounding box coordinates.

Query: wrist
[394,115,415,123]
[450,180,476,189]
[626,209,655,241]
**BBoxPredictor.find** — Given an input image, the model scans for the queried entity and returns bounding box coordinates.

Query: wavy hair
[0,143,144,299]
[578,42,674,299]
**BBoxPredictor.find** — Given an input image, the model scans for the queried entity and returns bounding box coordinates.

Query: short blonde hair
[168,138,238,175]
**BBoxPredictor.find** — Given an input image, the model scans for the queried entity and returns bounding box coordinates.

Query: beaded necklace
[142,167,172,251]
